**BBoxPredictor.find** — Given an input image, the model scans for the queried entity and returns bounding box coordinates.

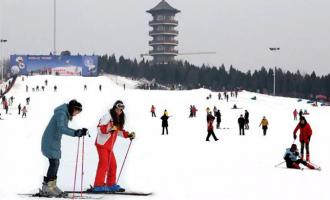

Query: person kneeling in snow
[284,144,315,170]
[92,100,135,192]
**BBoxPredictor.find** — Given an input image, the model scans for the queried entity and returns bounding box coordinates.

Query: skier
[259,116,268,136]
[283,144,315,170]
[218,92,221,100]
[22,106,27,118]
[192,105,197,117]
[213,106,217,116]
[161,110,169,135]
[45,79,48,86]
[18,103,21,115]
[244,110,249,129]
[26,85,28,92]
[84,84,87,91]
[206,112,219,141]
[206,107,211,114]
[215,109,221,129]
[99,84,102,91]
[238,114,245,135]
[151,105,156,117]
[189,105,193,118]
[26,97,30,105]
[40,99,87,197]
[293,109,298,120]
[54,85,57,92]
[92,100,135,192]
[4,100,8,114]
[298,109,303,118]
[293,116,312,161]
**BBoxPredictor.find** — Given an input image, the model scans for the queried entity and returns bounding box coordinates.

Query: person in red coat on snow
[92,100,135,192]
[293,109,298,120]
[293,116,312,161]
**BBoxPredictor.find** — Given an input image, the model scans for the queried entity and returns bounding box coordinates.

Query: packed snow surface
[0,75,329,200]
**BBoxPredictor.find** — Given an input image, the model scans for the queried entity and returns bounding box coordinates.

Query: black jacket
[161,115,169,127]
[238,117,245,127]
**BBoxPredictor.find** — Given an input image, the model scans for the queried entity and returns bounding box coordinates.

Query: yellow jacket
[260,119,268,126]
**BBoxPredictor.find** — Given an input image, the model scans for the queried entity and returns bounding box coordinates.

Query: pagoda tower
[147,0,180,64]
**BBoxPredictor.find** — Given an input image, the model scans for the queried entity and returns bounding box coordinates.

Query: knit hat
[68,99,82,113]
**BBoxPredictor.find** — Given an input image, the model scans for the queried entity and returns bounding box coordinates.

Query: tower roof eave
[147,0,180,14]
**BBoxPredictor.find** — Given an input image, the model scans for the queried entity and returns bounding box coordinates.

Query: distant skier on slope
[161,110,169,135]
[293,109,298,120]
[238,114,245,136]
[206,112,219,141]
[151,105,156,117]
[293,116,312,161]
[244,110,249,129]
[259,116,268,136]
[92,100,135,192]
[40,100,88,197]
[215,109,221,129]
[283,144,315,170]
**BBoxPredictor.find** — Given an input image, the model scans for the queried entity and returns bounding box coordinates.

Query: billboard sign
[10,55,98,77]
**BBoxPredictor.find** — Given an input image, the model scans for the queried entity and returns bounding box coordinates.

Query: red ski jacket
[293,122,312,143]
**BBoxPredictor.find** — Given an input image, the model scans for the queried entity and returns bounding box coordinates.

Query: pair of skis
[19,190,152,199]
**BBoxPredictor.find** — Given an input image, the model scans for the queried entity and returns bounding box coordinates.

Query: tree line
[98,54,330,99]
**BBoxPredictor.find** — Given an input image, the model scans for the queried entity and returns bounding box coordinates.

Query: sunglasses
[116,103,125,110]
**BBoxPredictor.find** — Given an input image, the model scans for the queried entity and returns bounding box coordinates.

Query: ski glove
[128,132,136,140]
[109,126,118,133]
[75,128,88,137]
[293,134,297,140]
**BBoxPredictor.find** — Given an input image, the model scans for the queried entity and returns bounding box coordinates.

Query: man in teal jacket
[41,99,88,197]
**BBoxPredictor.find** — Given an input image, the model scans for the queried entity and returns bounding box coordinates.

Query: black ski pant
[46,159,60,182]
[162,126,168,135]
[239,126,245,135]
[151,112,156,117]
[216,121,220,129]
[262,126,267,135]
[206,130,218,141]
[300,142,310,156]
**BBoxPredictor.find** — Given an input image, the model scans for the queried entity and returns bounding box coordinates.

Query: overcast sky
[1,0,330,75]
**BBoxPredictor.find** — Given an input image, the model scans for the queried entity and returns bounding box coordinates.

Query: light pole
[53,0,57,55]
[269,47,280,96]
[0,39,7,82]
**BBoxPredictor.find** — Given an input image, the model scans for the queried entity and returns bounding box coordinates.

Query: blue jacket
[41,104,77,159]
[283,148,298,162]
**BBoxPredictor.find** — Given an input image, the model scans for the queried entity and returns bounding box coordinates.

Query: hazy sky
[1,0,330,75]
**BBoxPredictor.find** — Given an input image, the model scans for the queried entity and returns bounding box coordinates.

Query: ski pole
[80,136,85,197]
[274,161,285,168]
[117,140,133,183]
[72,137,81,199]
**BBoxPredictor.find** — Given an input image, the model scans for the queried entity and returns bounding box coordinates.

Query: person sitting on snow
[283,144,315,170]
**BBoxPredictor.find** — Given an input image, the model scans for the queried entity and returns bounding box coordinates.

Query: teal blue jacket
[41,104,77,159]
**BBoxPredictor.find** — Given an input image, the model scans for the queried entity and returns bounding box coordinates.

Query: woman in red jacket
[92,100,135,192]
[293,116,312,161]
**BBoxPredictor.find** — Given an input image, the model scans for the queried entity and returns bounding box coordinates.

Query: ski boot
[90,186,108,192]
[106,184,125,192]
[40,177,68,197]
